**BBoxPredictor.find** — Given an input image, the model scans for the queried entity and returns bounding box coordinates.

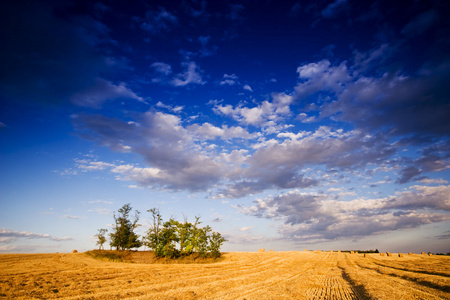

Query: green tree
[197,225,211,258]
[95,228,108,250]
[209,232,227,258]
[144,208,163,252]
[143,208,227,258]
[177,216,193,255]
[159,218,180,258]
[110,203,142,250]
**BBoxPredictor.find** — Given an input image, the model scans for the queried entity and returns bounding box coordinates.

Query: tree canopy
[97,205,226,258]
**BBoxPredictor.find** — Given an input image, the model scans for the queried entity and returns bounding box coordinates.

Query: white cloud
[419,178,448,184]
[71,78,143,108]
[243,84,253,92]
[156,101,184,113]
[171,62,205,86]
[76,160,114,171]
[212,92,292,127]
[295,60,350,99]
[238,185,450,242]
[220,73,239,85]
[151,62,172,75]
[187,123,256,140]
[61,215,81,220]
[236,226,253,232]
[0,228,73,242]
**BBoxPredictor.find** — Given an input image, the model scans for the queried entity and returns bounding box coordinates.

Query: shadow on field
[356,262,450,294]
[338,266,372,300]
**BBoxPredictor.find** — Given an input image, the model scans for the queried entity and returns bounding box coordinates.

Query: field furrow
[341,253,449,299]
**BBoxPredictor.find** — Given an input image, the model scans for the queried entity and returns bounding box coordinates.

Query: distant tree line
[340,249,379,253]
[95,204,227,258]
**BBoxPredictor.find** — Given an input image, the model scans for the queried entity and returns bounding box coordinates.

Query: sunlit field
[1,250,449,299]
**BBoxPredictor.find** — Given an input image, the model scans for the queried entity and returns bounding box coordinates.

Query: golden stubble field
[0,251,449,299]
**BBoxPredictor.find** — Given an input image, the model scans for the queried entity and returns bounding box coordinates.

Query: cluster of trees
[95,204,227,258]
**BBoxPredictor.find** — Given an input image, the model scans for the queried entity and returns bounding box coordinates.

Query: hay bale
[338,250,341,253]
[428,253,433,256]
[421,252,426,255]
[386,252,392,257]
[398,253,404,257]
[364,253,367,258]
[258,248,265,252]
[350,251,354,254]
[72,250,78,254]
[330,250,333,253]
[380,253,385,256]
[269,249,274,252]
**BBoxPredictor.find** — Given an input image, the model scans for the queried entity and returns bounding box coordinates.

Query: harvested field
[0,251,449,299]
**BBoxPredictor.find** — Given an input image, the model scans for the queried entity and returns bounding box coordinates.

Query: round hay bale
[386,252,392,257]
[258,248,265,252]
[330,250,334,253]
[421,252,426,255]
[428,253,433,256]
[380,253,385,256]
[350,251,354,254]
[398,253,404,257]
[72,250,78,253]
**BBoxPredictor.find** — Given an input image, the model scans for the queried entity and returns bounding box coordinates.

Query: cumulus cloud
[295,56,450,142]
[187,123,256,140]
[171,62,206,86]
[74,109,410,198]
[73,111,231,191]
[295,60,350,100]
[213,92,293,127]
[238,185,450,242]
[0,228,73,242]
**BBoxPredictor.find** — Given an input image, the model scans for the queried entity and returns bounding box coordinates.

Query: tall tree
[144,208,163,252]
[209,232,227,258]
[109,203,142,250]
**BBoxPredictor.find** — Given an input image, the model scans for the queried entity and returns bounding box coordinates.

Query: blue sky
[1,0,450,253]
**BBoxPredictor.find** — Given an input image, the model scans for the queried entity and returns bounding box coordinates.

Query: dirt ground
[0,251,449,299]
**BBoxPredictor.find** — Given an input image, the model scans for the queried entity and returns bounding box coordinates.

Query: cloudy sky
[1,0,449,254]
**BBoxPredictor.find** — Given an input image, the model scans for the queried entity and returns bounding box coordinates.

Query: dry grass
[0,251,449,299]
